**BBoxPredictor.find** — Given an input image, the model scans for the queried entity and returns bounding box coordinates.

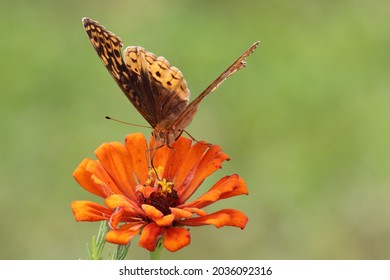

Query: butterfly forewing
[82,18,190,129]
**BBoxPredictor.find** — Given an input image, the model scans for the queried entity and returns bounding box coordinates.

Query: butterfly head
[152,127,184,146]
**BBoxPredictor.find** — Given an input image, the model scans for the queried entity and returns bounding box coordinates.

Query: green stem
[149,239,163,260]
[88,221,109,260]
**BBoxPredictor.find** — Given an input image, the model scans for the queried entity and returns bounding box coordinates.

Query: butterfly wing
[172,41,260,132]
[123,47,190,129]
[82,18,190,128]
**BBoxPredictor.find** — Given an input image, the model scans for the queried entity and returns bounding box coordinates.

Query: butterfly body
[82,17,258,145]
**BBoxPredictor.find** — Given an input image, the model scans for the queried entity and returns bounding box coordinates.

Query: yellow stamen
[146,166,174,193]
[148,166,164,180]
[144,178,152,187]
[158,178,174,194]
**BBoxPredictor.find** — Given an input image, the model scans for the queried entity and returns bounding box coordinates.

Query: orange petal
[137,185,157,199]
[139,223,164,251]
[189,190,222,206]
[105,194,143,216]
[170,207,193,219]
[178,209,248,229]
[163,227,191,252]
[142,204,164,220]
[71,200,112,221]
[124,133,149,185]
[181,207,208,217]
[95,142,137,199]
[174,142,210,196]
[106,223,142,245]
[165,137,193,180]
[149,144,175,179]
[181,175,248,209]
[215,175,248,199]
[178,144,230,203]
[219,209,248,229]
[73,158,121,198]
[109,207,124,229]
[154,214,175,227]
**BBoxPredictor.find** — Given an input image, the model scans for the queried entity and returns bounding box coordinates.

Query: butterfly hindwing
[124,47,190,129]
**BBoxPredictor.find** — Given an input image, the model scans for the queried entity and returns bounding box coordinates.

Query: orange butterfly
[82,18,259,146]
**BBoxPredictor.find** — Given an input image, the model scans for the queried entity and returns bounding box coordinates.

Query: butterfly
[82,17,259,146]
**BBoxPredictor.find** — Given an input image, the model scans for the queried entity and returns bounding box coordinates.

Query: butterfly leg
[183,130,212,147]
[145,142,165,180]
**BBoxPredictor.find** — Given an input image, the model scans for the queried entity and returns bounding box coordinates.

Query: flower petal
[178,209,248,229]
[71,201,112,221]
[154,214,175,227]
[170,207,194,219]
[136,185,157,199]
[174,142,211,198]
[167,137,193,180]
[142,204,164,220]
[181,207,207,217]
[187,190,221,207]
[105,194,143,216]
[109,207,124,229]
[149,142,175,179]
[181,175,248,209]
[215,175,248,199]
[163,227,191,252]
[106,223,142,245]
[139,223,164,251]
[125,133,149,185]
[177,144,230,203]
[95,141,137,199]
[73,158,121,198]
[150,136,193,180]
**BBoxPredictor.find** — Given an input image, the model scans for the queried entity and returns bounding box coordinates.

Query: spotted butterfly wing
[82,17,258,145]
[82,18,188,130]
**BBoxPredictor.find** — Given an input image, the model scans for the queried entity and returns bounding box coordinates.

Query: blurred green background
[1,0,389,259]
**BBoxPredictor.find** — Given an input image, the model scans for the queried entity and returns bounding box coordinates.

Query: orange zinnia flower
[71,133,248,252]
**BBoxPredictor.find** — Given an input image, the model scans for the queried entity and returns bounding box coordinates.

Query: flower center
[138,167,179,215]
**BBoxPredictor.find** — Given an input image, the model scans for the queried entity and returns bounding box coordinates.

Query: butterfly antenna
[105,116,151,129]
